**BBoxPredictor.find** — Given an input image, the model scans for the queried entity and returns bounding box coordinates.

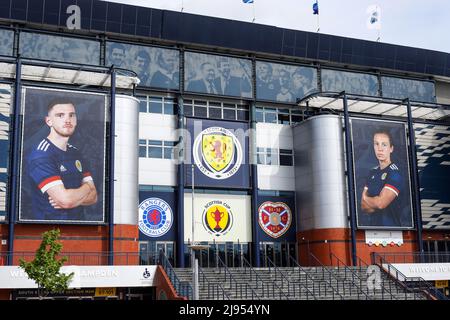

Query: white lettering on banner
[66,5,81,30]
[80,270,119,278]
[390,263,450,281]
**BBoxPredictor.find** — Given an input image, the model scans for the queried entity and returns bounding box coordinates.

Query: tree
[19,229,74,298]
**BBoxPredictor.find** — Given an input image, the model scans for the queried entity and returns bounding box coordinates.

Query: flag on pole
[243,0,254,3]
[313,1,319,15]
[366,5,381,30]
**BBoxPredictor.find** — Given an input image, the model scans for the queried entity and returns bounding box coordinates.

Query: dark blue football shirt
[26,138,93,221]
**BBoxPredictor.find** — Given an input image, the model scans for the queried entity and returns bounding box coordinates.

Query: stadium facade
[0,0,449,299]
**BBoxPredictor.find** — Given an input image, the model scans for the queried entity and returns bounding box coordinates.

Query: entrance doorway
[139,241,176,266]
[186,242,251,268]
[260,242,297,267]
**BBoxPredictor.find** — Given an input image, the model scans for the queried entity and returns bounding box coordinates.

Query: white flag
[366,5,381,30]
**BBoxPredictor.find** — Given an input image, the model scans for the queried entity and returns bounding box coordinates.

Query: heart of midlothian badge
[258,201,292,238]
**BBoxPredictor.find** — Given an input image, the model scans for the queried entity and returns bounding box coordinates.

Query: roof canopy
[298,92,450,121]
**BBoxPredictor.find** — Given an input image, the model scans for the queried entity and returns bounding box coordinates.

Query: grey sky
[103,0,450,54]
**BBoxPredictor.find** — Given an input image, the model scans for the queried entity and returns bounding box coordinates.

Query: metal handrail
[216,255,261,300]
[198,267,230,300]
[243,257,289,300]
[288,255,334,299]
[372,253,447,300]
[263,254,316,300]
[307,253,345,300]
[374,252,450,264]
[159,250,193,300]
[329,253,400,300]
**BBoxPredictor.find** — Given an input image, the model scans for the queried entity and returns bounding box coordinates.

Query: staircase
[172,265,428,300]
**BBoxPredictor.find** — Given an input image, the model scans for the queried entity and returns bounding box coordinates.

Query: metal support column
[108,68,116,265]
[7,57,22,265]
[341,92,358,266]
[250,102,260,267]
[176,96,185,267]
[404,98,424,255]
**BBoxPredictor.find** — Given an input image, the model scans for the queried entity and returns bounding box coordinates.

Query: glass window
[278,113,290,124]
[223,108,236,120]
[264,112,277,123]
[266,151,279,165]
[291,115,302,124]
[209,107,222,119]
[164,141,176,147]
[237,109,249,121]
[139,98,147,113]
[163,147,173,159]
[184,105,193,116]
[255,108,264,122]
[194,106,207,117]
[280,154,293,166]
[149,98,163,114]
[163,100,176,115]
[148,140,163,146]
[148,146,163,158]
[139,146,147,158]
[257,153,265,165]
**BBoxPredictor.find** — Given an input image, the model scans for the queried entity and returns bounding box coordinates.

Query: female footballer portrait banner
[19,87,107,223]
[351,118,414,229]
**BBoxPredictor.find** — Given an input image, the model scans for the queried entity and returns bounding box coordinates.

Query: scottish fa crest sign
[138,198,173,237]
[258,202,292,238]
[193,127,243,180]
[202,200,234,237]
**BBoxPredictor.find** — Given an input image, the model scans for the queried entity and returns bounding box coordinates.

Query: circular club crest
[138,198,173,238]
[193,127,243,180]
[258,202,292,238]
[202,200,233,237]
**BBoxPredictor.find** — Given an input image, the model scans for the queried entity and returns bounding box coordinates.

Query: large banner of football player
[351,118,414,229]
[257,195,296,242]
[186,118,250,189]
[106,41,179,89]
[19,87,106,223]
[138,191,176,241]
[184,52,253,99]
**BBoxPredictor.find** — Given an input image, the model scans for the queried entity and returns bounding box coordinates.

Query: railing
[373,252,450,264]
[159,250,193,300]
[329,253,400,300]
[372,253,447,300]
[0,251,157,266]
[241,256,292,300]
[305,253,345,300]
[263,254,316,300]
[198,267,230,300]
[216,255,261,300]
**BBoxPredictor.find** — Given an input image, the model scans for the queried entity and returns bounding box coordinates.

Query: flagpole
[181,0,184,12]
[317,13,320,32]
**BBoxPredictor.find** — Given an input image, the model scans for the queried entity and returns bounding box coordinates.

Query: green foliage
[19,229,74,295]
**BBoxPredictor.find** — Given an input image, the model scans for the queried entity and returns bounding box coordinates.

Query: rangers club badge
[193,127,243,180]
[138,198,173,238]
[258,202,292,238]
[202,200,233,237]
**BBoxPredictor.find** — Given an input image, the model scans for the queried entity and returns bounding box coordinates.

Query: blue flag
[313,1,319,15]
[243,0,254,3]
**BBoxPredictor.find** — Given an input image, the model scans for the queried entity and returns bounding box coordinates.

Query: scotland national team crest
[258,202,292,238]
[193,127,243,180]
[202,200,233,237]
[138,198,173,238]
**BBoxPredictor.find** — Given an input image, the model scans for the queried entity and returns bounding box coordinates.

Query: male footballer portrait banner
[19,87,106,223]
[351,118,414,229]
